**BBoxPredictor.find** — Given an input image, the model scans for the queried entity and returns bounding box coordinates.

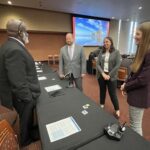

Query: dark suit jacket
[96,49,121,81]
[0,38,41,109]
[125,51,150,108]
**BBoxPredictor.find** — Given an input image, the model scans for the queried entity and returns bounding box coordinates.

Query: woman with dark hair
[121,22,150,136]
[97,37,121,118]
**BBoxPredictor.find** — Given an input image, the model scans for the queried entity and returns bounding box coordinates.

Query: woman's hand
[120,83,126,96]
[102,72,110,80]
[121,91,127,96]
[120,83,126,91]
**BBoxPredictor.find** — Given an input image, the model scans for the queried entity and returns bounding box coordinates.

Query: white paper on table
[36,67,40,70]
[37,70,43,73]
[46,116,81,142]
[45,85,62,92]
[38,76,47,81]
[35,62,38,65]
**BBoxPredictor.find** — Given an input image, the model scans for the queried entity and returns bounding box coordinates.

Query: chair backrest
[0,119,19,150]
[48,55,54,65]
[48,55,53,59]
[53,55,59,64]
[118,67,128,81]
[54,54,59,59]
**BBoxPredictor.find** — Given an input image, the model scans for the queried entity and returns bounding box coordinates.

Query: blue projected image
[73,17,109,46]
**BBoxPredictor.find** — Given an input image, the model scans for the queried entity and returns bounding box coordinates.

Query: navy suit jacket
[0,38,41,109]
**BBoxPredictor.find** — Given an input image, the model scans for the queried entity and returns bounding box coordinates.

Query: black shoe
[30,125,40,141]
[21,138,33,147]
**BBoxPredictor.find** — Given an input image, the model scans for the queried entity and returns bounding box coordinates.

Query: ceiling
[0,0,149,22]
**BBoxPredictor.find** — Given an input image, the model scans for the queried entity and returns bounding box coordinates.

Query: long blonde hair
[131,22,150,73]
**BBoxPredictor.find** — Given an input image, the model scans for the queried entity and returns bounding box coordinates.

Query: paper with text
[38,76,47,81]
[37,70,43,73]
[45,85,62,92]
[46,116,81,142]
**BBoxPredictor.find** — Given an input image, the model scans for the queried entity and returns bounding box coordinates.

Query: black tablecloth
[36,63,54,75]
[77,127,150,150]
[37,88,117,150]
[37,72,69,105]
[36,63,150,150]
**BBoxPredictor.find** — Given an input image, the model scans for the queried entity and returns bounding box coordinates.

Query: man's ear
[18,31,24,38]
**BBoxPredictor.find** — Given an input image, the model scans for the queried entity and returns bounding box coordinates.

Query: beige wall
[109,20,119,48]
[83,47,99,59]
[0,5,135,60]
[0,5,99,60]
[109,19,137,54]
[0,5,72,32]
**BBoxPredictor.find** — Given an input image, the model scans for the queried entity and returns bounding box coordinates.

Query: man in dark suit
[0,19,41,146]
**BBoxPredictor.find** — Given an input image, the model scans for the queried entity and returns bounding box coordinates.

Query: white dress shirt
[104,51,110,72]
[68,43,75,60]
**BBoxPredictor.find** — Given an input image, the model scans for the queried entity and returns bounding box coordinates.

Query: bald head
[6,19,27,37]
[66,33,74,45]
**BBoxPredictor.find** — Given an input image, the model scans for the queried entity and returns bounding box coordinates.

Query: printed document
[46,116,81,142]
[45,85,62,92]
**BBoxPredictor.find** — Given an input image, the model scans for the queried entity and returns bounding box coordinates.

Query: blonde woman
[121,22,150,136]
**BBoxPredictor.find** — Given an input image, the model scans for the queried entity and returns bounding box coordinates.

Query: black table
[36,63,54,75]
[36,63,150,150]
[37,72,69,105]
[38,72,68,88]
[77,127,150,150]
[37,88,117,150]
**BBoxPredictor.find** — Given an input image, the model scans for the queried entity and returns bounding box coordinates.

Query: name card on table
[38,76,47,81]
[45,85,62,92]
[35,62,38,65]
[37,70,43,73]
[46,116,81,142]
[36,67,40,70]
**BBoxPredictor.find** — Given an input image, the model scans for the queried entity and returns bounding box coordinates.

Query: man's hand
[81,74,86,78]
[59,74,65,79]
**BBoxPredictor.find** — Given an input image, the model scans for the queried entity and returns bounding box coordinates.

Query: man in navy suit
[0,19,41,146]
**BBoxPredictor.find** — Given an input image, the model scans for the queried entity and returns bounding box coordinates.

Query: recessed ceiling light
[138,6,142,10]
[8,1,12,5]
[112,17,115,19]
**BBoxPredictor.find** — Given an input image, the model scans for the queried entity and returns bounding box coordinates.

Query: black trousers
[13,98,36,146]
[98,76,119,111]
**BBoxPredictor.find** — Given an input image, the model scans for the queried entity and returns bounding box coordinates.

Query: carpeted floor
[50,64,150,141]
[83,74,150,141]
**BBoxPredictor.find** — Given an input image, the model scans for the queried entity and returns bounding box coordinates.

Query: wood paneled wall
[0,31,66,61]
